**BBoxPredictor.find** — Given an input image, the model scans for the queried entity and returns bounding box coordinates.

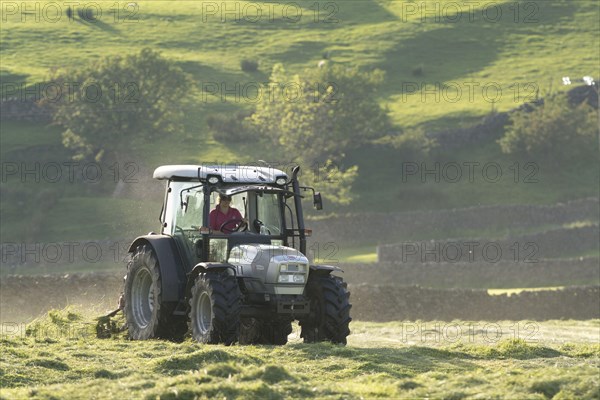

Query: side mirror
[182,195,189,212]
[313,192,323,210]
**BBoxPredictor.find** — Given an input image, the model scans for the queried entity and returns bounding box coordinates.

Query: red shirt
[209,205,243,233]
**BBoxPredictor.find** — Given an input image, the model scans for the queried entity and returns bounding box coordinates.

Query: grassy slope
[3,1,598,119]
[1,0,599,243]
[0,311,598,399]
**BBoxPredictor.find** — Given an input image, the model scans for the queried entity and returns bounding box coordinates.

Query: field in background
[0,310,598,399]
[2,0,598,127]
[1,0,599,244]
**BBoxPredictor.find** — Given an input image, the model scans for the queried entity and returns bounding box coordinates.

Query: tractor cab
[154,164,321,271]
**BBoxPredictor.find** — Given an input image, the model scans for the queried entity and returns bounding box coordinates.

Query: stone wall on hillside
[309,197,599,246]
[377,225,599,263]
[341,257,600,288]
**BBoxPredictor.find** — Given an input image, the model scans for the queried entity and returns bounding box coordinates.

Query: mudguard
[128,235,187,302]
[185,262,236,299]
[309,264,344,274]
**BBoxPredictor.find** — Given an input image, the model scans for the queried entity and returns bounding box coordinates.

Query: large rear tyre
[300,274,352,345]
[123,244,186,340]
[189,271,241,345]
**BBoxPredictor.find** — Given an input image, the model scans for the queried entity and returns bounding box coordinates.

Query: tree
[47,49,193,162]
[248,64,391,204]
[498,93,598,162]
[374,126,437,157]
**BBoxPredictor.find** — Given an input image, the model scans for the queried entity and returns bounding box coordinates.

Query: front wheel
[189,271,241,345]
[300,274,352,345]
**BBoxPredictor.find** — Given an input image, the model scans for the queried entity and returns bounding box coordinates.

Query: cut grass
[0,310,598,399]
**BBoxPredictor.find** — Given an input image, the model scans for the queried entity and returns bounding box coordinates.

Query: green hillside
[1,0,599,243]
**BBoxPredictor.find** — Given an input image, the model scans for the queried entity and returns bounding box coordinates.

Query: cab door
[165,181,206,268]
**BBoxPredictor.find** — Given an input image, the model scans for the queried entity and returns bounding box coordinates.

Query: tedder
[119,164,351,345]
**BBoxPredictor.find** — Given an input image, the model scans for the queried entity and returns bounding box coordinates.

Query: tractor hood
[228,244,309,295]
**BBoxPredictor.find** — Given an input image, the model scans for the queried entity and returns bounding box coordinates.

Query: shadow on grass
[289,343,479,377]
[290,340,564,377]
[378,1,576,95]
[273,40,330,65]
[76,18,120,34]
[176,60,270,87]
[0,71,30,96]
[228,0,397,31]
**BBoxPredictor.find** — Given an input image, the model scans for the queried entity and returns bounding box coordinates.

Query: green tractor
[121,164,351,345]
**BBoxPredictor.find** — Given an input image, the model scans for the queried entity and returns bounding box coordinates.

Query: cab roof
[153,165,288,184]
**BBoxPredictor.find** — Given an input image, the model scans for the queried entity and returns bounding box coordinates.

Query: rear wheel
[123,244,186,340]
[189,271,241,345]
[300,274,352,345]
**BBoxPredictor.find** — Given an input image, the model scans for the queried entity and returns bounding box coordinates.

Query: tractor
[121,164,351,345]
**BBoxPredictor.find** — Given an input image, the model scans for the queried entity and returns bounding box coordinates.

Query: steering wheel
[219,218,248,233]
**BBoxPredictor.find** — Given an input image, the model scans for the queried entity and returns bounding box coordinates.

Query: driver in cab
[209,194,247,234]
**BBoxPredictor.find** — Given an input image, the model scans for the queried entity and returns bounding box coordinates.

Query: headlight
[277,263,307,283]
[277,274,305,283]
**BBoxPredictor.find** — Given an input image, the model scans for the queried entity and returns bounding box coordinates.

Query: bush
[247,63,391,205]
[207,111,253,142]
[49,48,192,162]
[375,127,437,156]
[241,59,259,73]
[498,93,597,162]
[249,63,391,163]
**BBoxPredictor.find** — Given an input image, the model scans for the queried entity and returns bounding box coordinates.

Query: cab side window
[177,190,204,230]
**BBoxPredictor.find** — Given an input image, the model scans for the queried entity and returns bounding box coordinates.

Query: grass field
[2,1,599,243]
[3,0,598,125]
[0,310,598,399]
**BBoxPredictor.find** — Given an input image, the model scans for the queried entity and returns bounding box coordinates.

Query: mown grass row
[1,310,598,399]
